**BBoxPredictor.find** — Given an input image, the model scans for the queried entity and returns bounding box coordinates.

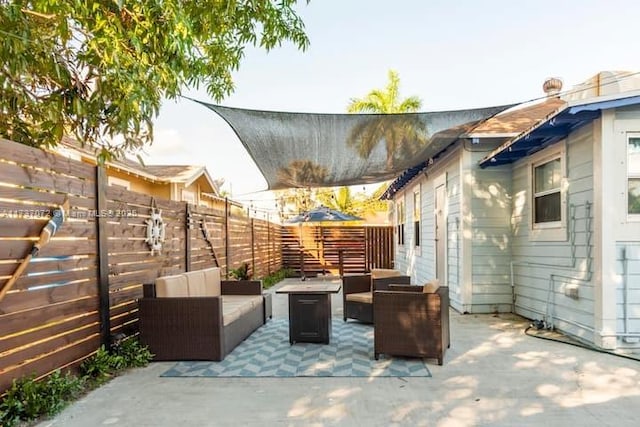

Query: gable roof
[57,138,220,194]
[479,90,640,168]
[380,98,566,199]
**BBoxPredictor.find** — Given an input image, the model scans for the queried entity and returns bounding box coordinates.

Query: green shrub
[80,346,118,384]
[0,370,83,427]
[80,339,153,384]
[229,262,251,280]
[261,268,294,289]
[0,337,152,426]
[113,337,153,368]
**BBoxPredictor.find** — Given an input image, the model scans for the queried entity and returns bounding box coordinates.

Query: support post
[251,218,255,278]
[96,166,111,349]
[224,197,229,279]
[185,203,191,272]
[267,213,271,275]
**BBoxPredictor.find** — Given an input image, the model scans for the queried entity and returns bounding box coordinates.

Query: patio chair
[373,282,449,365]
[342,269,411,323]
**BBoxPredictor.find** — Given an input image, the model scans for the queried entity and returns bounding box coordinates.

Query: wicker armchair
[373,285,450,365]
[342,271,411,323]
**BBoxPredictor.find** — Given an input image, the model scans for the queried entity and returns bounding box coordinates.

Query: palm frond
[398,96,422,113]
[347,98,380,113]
[385,70,401,110]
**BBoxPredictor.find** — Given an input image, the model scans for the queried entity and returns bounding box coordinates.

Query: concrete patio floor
[38,278,640,427]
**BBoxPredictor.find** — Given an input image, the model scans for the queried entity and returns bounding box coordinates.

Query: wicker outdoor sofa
[139,267,265,361]
[342,269,411,323]
[373,283,450,365]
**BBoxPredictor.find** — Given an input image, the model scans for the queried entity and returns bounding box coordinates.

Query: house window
[413,189,420,247]
[182,189,196,203]
[533,157,562,225]
[628,136,640,215]
[107,176,130,190]
[396,199,405,245]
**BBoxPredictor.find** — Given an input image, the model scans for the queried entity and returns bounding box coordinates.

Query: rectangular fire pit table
[276,283,341,344]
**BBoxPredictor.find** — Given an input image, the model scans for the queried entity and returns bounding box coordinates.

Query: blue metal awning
[380,141,456,200]
[480,94,640,168]
[380,161,429,200]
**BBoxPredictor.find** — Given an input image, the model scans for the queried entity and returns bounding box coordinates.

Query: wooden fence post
[96,166,111,349]
[224,197,229,279]
[267,214,271,275]
[185,203,191,272]
[250,218,255,277]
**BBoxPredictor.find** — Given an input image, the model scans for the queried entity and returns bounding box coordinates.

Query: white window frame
[528,143,567,242]
[107,176,131,190]
[413,187,421,247]
[627,133,640,219]
[181,189,196,203]
[396,197,405,246]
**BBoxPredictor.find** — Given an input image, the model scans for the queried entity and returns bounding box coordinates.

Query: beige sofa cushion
[345,291,373,304]
[184,270,207,296]
[156,274,189,297]
[221,295,263,326]
[422,279,440,294]
[371,268,403,279]
[202,267,221,296]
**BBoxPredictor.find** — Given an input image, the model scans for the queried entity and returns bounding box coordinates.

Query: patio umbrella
[285,206,362,279]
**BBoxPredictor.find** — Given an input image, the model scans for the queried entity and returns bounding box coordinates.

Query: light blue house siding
[445,159,463,312]
[393,150,463,309]
[510,122,596,342]
[616,243,640,347]
[393,146,514,314]
[467,149,513,313]
[608,106,640,348]
[390,97,640,350]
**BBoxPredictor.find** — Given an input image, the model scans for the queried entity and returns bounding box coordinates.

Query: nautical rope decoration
[145,198,166,255]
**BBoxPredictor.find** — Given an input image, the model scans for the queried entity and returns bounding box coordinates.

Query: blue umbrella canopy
[285,206,362,224]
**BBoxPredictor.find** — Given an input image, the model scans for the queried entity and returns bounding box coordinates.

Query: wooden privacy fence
[281,225,394,276]
[0,138,281,393]
[0,137,392,394]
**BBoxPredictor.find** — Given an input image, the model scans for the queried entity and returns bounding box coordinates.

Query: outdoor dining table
[276,283,341,344]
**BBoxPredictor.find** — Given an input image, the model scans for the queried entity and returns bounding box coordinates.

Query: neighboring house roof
[57,138,220,195]
[479,90,640,168]
[380,98,566,200]
[142,165,214,189]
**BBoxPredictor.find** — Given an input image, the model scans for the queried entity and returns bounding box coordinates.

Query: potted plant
[228,262,263,288]
[229,262,251,280]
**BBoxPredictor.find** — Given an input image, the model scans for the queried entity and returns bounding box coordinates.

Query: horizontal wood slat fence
[281,225,394,277]
[0,137,392,394]
[0,138,282,393]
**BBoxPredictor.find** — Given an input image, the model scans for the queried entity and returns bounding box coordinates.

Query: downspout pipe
[622,247,629,336]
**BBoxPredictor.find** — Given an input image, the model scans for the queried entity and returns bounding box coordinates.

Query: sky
[144,0,640,214]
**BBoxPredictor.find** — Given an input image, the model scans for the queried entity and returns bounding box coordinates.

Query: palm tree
[346,70,426,170]
[347,70,422,114]
[315,186,357,215]
[275,159,329,189]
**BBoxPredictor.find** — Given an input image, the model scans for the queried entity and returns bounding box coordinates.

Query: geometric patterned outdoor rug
[161,318,431,378]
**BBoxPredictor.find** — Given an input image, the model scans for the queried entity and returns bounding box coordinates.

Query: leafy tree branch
[0,0,310,161]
